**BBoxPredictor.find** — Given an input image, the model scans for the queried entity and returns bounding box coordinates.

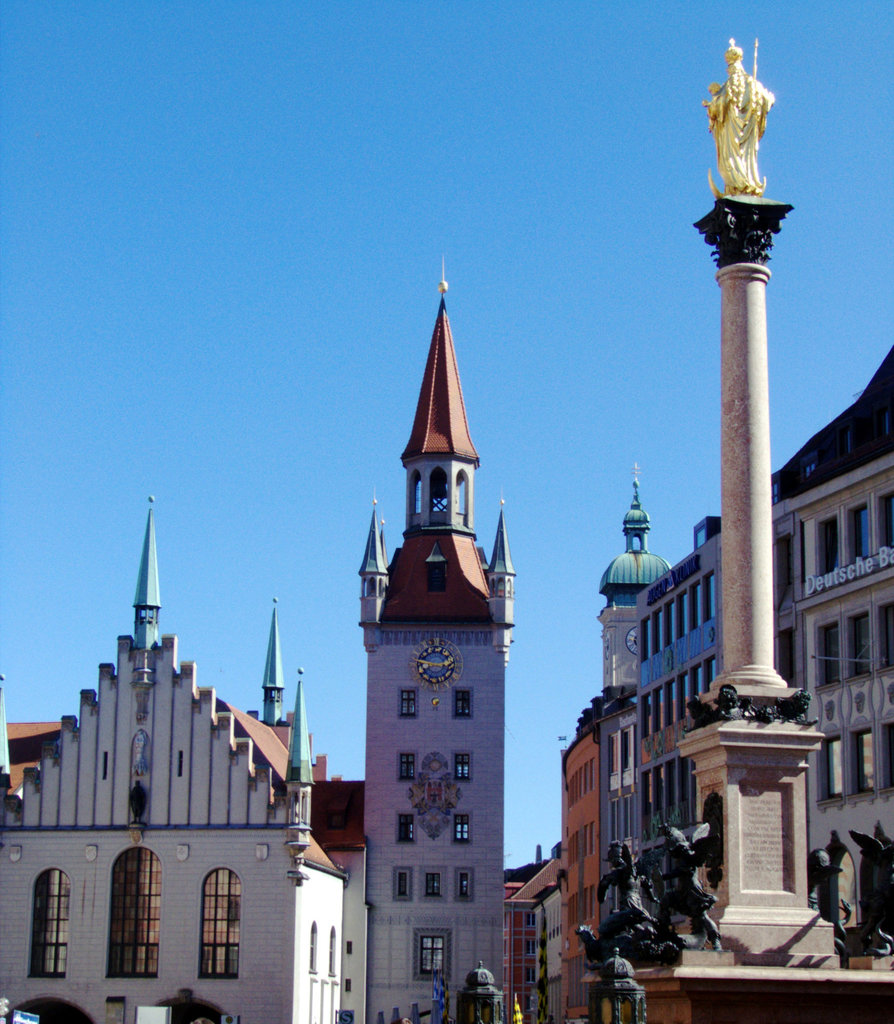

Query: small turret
[133,498,161,649]
[487,504,516,655]
[286,669,314,858]
[262,601,285,726]
[359,502,389,628]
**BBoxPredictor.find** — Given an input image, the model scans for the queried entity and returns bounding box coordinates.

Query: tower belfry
[361,287,512,1016]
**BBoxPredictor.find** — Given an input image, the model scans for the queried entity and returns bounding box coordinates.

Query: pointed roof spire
[359,500,389,574]
[262,601,285,692]
[133,497,161,648]
[488,503,515,575]
[402,288,479,464]
[287,669,314,785]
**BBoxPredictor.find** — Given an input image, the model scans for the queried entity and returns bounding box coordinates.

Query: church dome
[599,481,670,607]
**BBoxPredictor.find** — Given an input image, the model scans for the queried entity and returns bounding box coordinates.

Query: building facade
[773,344,894,930]
[503,857,559,1024]
[0,510,356,1024]
[361,293,514,1019]
[636,517,721,853]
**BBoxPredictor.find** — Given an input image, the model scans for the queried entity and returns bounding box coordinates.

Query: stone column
[684,196,832,966]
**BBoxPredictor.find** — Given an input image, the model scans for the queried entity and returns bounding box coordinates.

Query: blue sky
[2,2,892,866]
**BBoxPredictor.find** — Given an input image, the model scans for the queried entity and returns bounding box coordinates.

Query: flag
[442,973,450,1024]
[536,914,548,1024]
[513,995,523,1024]
[433,967,445,1024]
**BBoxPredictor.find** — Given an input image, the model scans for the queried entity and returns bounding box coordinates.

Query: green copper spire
[286,670,314,785]
[262,601,285,725]
[133,499,161,649]
[488,505,515,575]
[359,504,389,575]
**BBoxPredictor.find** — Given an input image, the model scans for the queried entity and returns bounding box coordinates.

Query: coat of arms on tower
[408,751,461,839]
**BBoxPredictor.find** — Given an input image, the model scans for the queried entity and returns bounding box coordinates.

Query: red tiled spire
[401,297,479,464]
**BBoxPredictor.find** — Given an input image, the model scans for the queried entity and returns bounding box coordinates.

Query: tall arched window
[456,472,468,518]
[200,868,241,978]
[329,926,337,975]
[430,468,448,513]
[31,868,70,977]
[412,472,422,515]
[310,921,318,972]
[108,847,161,977]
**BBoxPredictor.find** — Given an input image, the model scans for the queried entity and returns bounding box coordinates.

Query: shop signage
[647,554,701,605]
[805,547,894,596]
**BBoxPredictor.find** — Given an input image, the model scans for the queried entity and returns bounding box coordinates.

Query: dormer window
[426,542,447,592]
[430,469,448,513]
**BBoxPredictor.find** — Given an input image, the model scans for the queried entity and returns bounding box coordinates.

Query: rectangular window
[821,518,839,573]
[177,750,183,777]
[620,728,631,772]
[457,871,471,898]
[454,753,471,780]
[856,731,874,793]
[886,724,894,788]
[677,674,687,721]
[525,966,536,984]
[705,657,716,688]
[427,563,447,591]
[609,733,619,776]
[853,506,869,559]
[665,758,676,809]
[453,814,470,842]
[884,496,894,547]
[399,753,415,779]
[653,765,663,811]
[454,689,471,717]
[824,738,842,797]
[398,814,414,842]
[102,751,109,780]
[665,601,674,646]
[641,691,651,736]
[525,911,536,927]
[395,869,411,899]
[851,614,870,676]
[419,935,444,975]
[641,770,652,817]
[704,574,715,620]
[400,690,417,717]
[690,580,702,628]
[820,623,840,685]
[689,665,702,699]
[641,617,650,661]
[425,872,441,897]
[883,605,894,668]
[664,679,676,725]
[876,406,890,437]
[525,939,536,955]
[777,629,794,683]
[345,979,352,992]
[653,608,663,651]
[651,688,661,732]
[676,594,687,637]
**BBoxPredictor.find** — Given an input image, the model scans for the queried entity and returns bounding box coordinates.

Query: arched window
[108,847,161,977]
[456,472,468,517]
[30,868,70,977]
[430,468,448,514]
[310,921,318,972]
[329,926,337,975]
[412,472,422,515]
[200,869,241,978]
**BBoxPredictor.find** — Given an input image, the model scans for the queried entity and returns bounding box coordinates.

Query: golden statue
[704,39,775,198]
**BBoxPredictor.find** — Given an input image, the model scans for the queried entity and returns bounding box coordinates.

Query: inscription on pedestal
[740,785,785,890]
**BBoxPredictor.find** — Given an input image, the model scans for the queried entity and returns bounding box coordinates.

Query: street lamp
[457,961,503,1024]
[588,949,646,1024]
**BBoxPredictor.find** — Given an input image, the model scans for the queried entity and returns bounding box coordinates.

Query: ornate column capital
[695,197,793,268]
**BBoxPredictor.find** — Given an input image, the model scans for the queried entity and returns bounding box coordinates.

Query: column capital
[695,197,793,269]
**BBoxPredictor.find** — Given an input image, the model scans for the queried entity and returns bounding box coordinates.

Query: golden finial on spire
[438,255,448,294]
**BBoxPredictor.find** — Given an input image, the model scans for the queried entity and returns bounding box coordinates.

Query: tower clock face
[410,638,463,689]
[625,627,638,655]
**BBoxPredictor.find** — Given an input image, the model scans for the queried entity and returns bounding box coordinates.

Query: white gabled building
[0,505,358,1024]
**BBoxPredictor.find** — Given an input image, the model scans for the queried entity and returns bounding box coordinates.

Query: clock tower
[361,286,513,1018]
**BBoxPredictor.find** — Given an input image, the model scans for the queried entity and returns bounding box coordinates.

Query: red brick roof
[402,298,479,464]
[510,858,561,902]
[7,722,60,794]
[382,533,490,622]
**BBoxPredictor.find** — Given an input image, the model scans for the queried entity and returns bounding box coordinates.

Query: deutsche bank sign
[805,547,894,597]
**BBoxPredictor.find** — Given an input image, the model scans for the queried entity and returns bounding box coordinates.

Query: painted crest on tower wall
[408,751,461,838]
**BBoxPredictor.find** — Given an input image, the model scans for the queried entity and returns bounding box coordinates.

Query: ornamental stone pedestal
[680,196,833,965]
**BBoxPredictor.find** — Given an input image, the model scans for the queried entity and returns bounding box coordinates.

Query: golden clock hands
[417,658,451,668]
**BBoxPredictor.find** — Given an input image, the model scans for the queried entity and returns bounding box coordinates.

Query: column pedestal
[678,720,834,966]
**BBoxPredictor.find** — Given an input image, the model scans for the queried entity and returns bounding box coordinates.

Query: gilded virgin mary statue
[704,39,775,198]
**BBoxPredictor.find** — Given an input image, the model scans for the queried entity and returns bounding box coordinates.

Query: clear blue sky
[2,1,892,866]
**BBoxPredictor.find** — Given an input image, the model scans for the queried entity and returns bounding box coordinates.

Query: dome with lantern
[599,480,670,608]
